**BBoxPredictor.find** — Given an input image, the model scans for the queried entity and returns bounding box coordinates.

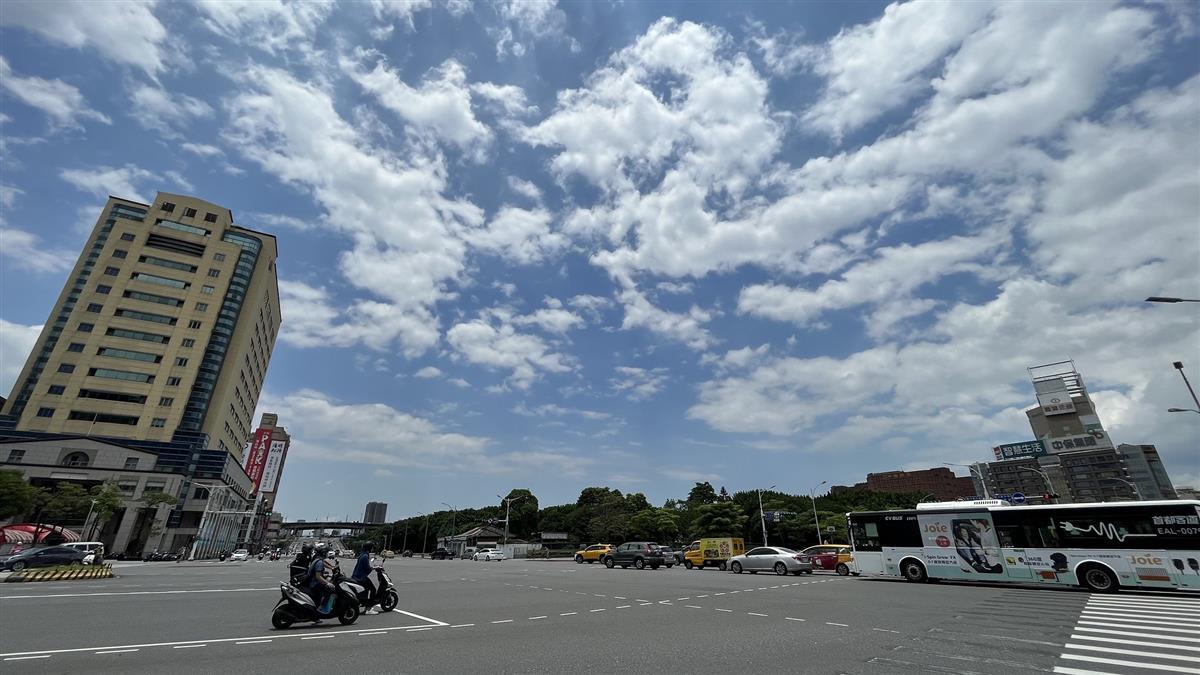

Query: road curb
[4,564,115,583]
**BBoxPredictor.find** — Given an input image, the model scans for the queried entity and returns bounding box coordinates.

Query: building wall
[364,501,388,524]
[863,468,975,500]
[1117,444,1177,500]
[2,193,279,464]
[1025,397,1099,440]
[1057,448,1135,502]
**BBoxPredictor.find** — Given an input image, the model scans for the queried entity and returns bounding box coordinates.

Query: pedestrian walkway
[1054,593,1200,674]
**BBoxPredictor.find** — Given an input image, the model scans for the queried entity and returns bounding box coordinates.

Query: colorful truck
[683,537,745,570]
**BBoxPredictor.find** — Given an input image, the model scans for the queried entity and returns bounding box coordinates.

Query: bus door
[994,520,1032,580]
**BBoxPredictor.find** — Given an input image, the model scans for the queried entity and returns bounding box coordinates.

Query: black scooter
[356,565,399,614]
[271,572,363,629]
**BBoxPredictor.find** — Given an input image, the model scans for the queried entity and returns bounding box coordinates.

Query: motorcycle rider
[305,544,337,614]
[289,543,314,585]
[352,542,378,614]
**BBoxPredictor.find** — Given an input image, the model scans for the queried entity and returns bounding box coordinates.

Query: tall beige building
[3,193,280,460]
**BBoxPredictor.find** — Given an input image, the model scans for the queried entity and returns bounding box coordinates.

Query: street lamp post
[1172,362,1200,412]
[1020,466,1056,503]
[757,485,776,547]
[1145,297,1200,303]
[421,513,431,555]
[809,480,827,545]
[1102,477,1142,501]
[441,502,457,554]
[945,463,990,499]
[497,494,528,546]
[83,498,98,540]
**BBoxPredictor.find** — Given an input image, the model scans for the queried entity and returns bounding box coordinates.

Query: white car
[229,549,250,561]
[472,548,505,561]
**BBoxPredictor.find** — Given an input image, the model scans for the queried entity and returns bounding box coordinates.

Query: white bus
[847,499,1200,593]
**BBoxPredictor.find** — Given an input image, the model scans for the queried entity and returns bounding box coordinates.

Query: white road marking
[96,649,141,654]
[491,620,513,624]
[715,608,732,613]
[714,592,725,596]
[613,596,626,600]
[450,624,474,628]
[301,635,334,640]
[677,597,690,601]
[1070,634,1200,652]
[1066,643,1200,663]
[4,655,50,661]
[616,605,631,609]
[748,612,768,617]
[872,628,899,633]
[560,612,577,616]
[1078,621,1200,635]
[1075,627,1200,643]
[394,608,450,626]
[685,605,702,609]
[235,641,270,646]
[1052,667,1125,675]
[590,608,606,613]
[173,645,206,649]
[1061,653,1200,673]
[407,627,434,632]
[529,616,547,620]
[826,622,848,627]
[1082,614,1200,628]
[0,587,276,600]
[697,594,708,598]
[358,632,387,636]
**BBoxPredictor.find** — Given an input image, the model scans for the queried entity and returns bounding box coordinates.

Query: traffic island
[4,564,115,582]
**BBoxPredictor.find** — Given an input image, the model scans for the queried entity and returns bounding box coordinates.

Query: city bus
[847,499,1200,593]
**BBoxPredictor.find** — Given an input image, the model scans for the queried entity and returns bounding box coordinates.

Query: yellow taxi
[800,544,856,575]
[574,544,613,564]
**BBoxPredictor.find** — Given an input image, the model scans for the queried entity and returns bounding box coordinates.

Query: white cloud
[368,0,433,33]
[511,301,585,335]
[446,318,573,389]
[506,176,542,201]
[655,281,693,295]
[194,0,334,55]
[345,55,491,152]
[223,65,482,356]
[0,0,168,77]
[246,212,315,232]
[513,402,613,421]
[466,206,566,264]
[471,82,537,117]
[276,280,440,356]
[659,467,722,483]
[610,366,669,401]
[618,287,714,350]
[0,227,75,274]
[0,57,111,129]
[0,184,22,208]
[447,377,471,388]
[0,319,42,397]
[180,142,223,158]
[414,366,443,379]
[568,294,614,315]
[59,164,154,202]
[492,0,574,58]
[128,84,213,137]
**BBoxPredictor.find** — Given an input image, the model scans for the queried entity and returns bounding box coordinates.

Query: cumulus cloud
[128,84,213,137]
[0,0,169,77]
[59,164,155,202]
[446,318,573,389]
[609,366,669,401]
[0,57,111,129]
[0,319,42,397]
[465,206,566,264]
[414,366,443,379]
[0,227,76,274]
[195,0,334,55]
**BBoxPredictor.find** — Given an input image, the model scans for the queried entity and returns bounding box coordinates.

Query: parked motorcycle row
[270,562,399,630]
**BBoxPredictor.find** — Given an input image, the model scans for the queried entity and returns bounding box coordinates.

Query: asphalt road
[1,558,1197,673]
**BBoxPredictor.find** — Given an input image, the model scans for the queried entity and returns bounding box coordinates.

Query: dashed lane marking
[786,618,806,622]
[748,612,768,617]
[685,605,702,609]
[450,624,474,628]
[826,622,848,627]
[616,605,631,609]
[407,627,434,632]
[590,608,606,613]
[490,620,513,624]
[358,632,387,637]
[96,649,141,654]
[235,641,270,646]
[301,635,334,640]
[559,612,577,616]
[872,628,899,633]
[4,656,50,661]
[715,608,733,613]
[173,645,206,649]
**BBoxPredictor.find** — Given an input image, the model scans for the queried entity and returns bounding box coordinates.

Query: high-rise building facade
[364,502,388,524]
[2,193,280,459]
[1117,444,1177,500]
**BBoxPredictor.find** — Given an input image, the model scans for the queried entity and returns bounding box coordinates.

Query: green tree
[501,489,539,540]
[44,482,91,522]
[691,501,746,538]
[686,482,718,507]
[628,509,680,543]
[0,470,39,520]
[624,492,651,513]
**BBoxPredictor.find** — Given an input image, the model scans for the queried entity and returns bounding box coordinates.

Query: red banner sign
[244,427,274,493]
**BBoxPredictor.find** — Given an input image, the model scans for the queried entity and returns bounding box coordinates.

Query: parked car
[229,549,251,562]
[473,548,505,561]
[573,544,613,564]
[64,541,105,565]
[603,542,666,570]
[381,550,395,559]
[728,546,813,576]
[430,547,455,560]
[656,545,678,568]
[2,545,87,571]
[461,547,477,560]
[800,544,855,575]
[401,550,414,557]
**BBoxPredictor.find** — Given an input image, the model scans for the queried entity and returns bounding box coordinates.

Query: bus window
[878,514,921,547]
[850,519,881,552]
[994,510,1058,548]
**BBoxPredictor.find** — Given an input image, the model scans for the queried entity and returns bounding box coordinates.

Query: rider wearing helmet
[306,544,336,611]
[352,542,378,613]
[288,543,315,585]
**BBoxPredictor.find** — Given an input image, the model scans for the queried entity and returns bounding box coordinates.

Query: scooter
[355,565,399,614]
[271,572,363,629]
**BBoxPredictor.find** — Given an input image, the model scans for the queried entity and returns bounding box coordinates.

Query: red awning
[1,524,82,543]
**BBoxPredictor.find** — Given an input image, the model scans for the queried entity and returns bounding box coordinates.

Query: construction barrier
[4,564,114,582]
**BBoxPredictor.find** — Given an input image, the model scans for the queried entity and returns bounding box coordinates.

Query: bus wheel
[1078,564,1118,593]
[901,559,927,583]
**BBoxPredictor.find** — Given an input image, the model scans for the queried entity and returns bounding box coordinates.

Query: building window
[47,385,65,395]
[97,347,160,363]
[112,249,127,259]
[150,418,166,428]
[183,207,197,218]
[106,327,168,344]
[213,253,226,262]
[67,342,85,352]
[193,486,210,499]
[166,376,181,386]
[123,457,139,470]
[159,397,174,406]
[6,449,25,463]
[161,202,176,213]
[96,284,112,294]
[57,363,75,373]
[68,411,140,425]
[118,480,138,496]
[195,302,208,312]
[36,407,55,418]
[181,338,195,348]
[78,323,94,333]
[62,451,89,467]
[207,268,220,278]
[144,480,166,493]
[188,320,202,329]
[120,232,136,242]
[86,303,104,313]
[131,272,189,289]
[104,266,120,276]
[114,308,175,325]
[174,357,188,367]
[88,368,154,384]
[201,285,214,295]
[204,212,218,223]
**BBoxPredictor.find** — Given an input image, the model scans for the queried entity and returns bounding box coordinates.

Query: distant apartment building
[2,193,281,460]
[1116,444,1176,500]
[364,502,388,524]
[834,468,975,500]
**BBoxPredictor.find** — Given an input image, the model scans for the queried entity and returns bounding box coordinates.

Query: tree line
[348,483,925,552]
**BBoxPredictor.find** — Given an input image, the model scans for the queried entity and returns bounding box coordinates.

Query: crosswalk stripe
[1078,620,1200,635]
[1084,607,1200,620]
[1081,614,1200,628]
[1087,598,1200,610]
[1075,627,1200,643]
[1066,643,1200,663]
[1070,634,1200,653]
[1052,666,1124,675]
[1060,653,1200,674]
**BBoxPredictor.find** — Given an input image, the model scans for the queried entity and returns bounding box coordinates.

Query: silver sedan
[728,546,814,576]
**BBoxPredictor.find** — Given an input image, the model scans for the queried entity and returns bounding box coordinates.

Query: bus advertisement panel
[917,511,1005,580]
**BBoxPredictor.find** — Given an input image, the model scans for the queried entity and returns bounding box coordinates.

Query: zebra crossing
[1054,592,1200,674]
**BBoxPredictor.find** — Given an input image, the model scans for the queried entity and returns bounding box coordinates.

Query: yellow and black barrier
[4,564,114,582]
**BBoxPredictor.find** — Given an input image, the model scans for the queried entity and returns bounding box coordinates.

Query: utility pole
[497,493,527,546]
[810,480,827,545]
[1173,361,1200,411]
[757,485,775,546]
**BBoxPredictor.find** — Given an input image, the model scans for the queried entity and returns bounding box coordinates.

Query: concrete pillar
[111,507,142,555]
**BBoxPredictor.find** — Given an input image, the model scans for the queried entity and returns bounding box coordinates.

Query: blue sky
[1,1,1197,522]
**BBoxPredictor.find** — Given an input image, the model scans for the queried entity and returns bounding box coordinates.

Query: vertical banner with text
[244,427,274,493]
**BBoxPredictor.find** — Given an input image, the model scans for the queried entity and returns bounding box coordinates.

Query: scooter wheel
[271,608,293,630]
[380,590,399,613]
[338,603,360,625]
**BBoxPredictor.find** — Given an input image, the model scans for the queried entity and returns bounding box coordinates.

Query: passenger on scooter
[289,543,314,585]
[306,545,336,611]
[352,542,378,614]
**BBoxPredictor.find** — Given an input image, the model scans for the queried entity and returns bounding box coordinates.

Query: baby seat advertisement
[918,511,1005,579]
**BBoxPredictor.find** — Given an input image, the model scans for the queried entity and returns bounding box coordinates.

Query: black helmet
[314,543,328,557]
[301,543,314,555]
[362,542,375,553]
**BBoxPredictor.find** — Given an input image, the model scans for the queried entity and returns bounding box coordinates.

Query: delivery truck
[683,537,745,570]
